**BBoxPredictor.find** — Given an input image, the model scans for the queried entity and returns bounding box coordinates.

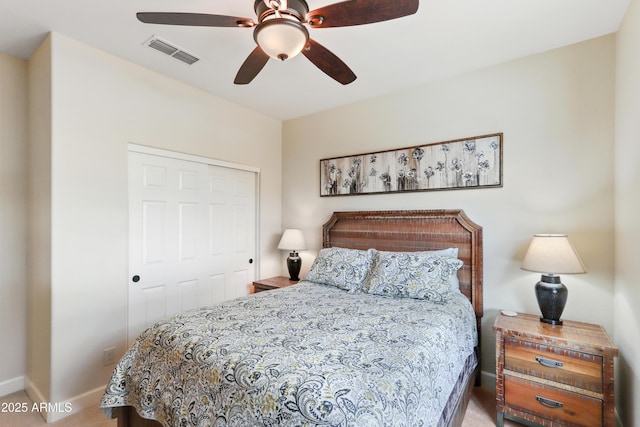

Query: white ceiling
[0,0,630,120]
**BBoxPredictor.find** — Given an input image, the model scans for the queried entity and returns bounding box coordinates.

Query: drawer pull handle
[536,396,564,409]
[536,356,563,368]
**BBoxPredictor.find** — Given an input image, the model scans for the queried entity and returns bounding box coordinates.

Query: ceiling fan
[137,0,419,85]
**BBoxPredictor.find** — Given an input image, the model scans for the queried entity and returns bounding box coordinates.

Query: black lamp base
[540,316,564,326]
[535,274,567,326]
[286,251,302,281]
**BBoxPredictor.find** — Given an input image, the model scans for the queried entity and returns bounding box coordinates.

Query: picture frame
[320,133,502,196]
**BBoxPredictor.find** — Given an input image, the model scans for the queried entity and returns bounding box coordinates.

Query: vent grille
[172,50,199,65]
[144,36,199,65]
[148,38,179,56]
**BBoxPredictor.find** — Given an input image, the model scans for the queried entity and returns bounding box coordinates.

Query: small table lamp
[521,234,586,325]
[278,229,306,281]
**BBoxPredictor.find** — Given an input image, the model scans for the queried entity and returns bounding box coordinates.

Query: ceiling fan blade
[307,0,418,28]
[137,12,254,28]
[234,47,270,85]
[301,39,356,85]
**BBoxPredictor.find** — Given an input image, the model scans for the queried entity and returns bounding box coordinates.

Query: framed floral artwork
[320,133,502,196]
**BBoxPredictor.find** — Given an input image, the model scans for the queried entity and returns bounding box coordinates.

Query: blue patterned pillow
[364,251,463,302]
[304,247,377,292]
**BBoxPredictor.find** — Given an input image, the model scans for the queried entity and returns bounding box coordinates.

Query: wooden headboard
[322,210,483,321]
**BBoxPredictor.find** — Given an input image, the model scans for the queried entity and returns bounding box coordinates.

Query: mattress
[101,281,478,426]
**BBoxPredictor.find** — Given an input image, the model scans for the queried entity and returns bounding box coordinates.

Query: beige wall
[0,53,28,395]
[24,32,283,415]
[283,34,616,385]
[615,0,640,424]
[26,35,54,405]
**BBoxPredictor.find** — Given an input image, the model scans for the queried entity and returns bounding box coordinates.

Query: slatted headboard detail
[322,209,483,321]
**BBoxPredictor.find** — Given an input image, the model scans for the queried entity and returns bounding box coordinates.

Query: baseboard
[25,376,106,423]
[0,375,25,397]
[24,376,48,422]
[47,384,106,423]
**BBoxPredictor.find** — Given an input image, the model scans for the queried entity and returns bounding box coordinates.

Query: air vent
[148,38,178,56]
[172,50,199,65]
[143,36,199,65]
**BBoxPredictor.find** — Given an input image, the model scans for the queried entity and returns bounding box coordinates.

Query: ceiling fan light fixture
[254,18,309,61]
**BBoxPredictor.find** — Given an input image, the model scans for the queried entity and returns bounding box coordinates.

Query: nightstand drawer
[505,375,602,427]
[505,336,603,393]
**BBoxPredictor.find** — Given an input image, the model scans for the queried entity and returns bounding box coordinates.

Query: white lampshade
[254,18,309,61]
[278,229,306,251]
[521,234,586,274]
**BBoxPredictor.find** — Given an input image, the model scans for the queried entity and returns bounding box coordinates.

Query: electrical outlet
[103,347,117,366]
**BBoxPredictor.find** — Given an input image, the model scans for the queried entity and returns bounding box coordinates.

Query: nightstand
[494,313,617,427]
[252,276,299,293]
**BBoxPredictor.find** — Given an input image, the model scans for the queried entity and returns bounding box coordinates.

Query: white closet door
[128,150,256,344]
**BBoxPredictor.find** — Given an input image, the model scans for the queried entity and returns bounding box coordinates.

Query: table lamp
[278,229,306,280]
[521,234,586,325]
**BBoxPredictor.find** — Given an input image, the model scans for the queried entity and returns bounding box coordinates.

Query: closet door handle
[536,356,563,368]
[132,275,140,283]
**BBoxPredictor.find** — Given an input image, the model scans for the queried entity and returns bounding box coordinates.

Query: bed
[101,209,483,427]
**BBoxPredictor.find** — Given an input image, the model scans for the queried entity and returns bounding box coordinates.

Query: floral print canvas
[320,133,502,196]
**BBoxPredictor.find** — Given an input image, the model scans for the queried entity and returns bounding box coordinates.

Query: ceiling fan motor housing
[254,0,309,22]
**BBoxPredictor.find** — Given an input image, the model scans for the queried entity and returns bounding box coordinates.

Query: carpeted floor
[1,386,521,426]
[462,386,521,427]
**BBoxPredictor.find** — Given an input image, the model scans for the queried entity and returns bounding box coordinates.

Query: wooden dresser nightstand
[494,313,617,427]
[252,276,299,293]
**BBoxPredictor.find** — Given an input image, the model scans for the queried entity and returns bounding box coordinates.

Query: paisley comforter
[100,281,478,427]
